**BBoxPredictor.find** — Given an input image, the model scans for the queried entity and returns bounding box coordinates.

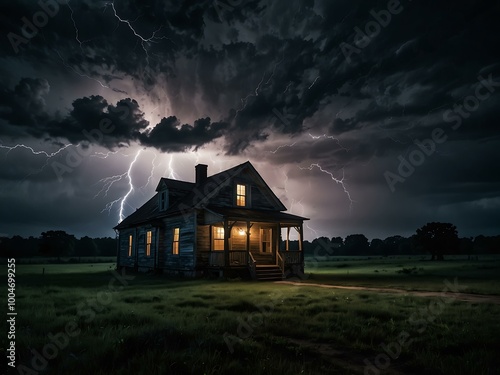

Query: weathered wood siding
[160,212,196,274]
[250,185,275,210]
[118,227,158,271]
[136,226,157,271]
[196,225,210,268]
[118,229,135,268]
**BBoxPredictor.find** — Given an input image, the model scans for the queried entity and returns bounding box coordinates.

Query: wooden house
[114,161,308,280]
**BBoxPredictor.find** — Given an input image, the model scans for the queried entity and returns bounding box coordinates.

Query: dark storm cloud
[0,77,50,128]
[0,82,148,148]
[1,0,500,238]
[2,0,499,156]
[138,116,229,152]
[0,77,228,150]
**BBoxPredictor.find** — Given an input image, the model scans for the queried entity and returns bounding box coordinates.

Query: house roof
[114,161,303,230]
[206,206,309,223]
[155,178,194,192]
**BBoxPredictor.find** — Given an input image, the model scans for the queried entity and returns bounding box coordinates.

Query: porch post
[246,221,250,263]
[286,227,290,251]
[299,224,304,273]
[224,219,229,268]
[275,223,280,264]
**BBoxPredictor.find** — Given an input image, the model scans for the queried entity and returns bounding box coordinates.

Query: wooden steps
[255,265,283,281]
[251,252,275,265]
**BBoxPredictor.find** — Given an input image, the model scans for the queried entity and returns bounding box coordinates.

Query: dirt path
[275,281,500,304]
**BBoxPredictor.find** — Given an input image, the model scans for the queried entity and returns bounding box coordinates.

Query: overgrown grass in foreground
[4,262,500,374]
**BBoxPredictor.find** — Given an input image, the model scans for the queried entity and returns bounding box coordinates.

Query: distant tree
[76,236,100,256]
[39,230,76,260]
[383,235,403,255]
[370,238,384,254]
[344,234,369,255]
[415,222,459,260]
[459,237,475,260]
[311,237,333,256]
[331,236,344,248]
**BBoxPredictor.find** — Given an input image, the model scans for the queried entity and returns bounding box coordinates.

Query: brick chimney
[195,164,208,186]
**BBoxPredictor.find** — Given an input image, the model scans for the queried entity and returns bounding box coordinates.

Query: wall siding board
[161,212,196,272]
[196,225,210,268]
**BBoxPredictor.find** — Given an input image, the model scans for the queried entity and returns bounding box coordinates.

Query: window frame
[172,227,180,255]
[146,230,152,257]
[128,234,133,257]
[212,226,225,251]
[159,190,168,211]
[236,183,247,207]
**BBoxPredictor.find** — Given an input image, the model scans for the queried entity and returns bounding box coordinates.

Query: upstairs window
[146,230,152,256]
[172,228,180,255]
[159,190,168,211]
[212,227,224,251]
[128,235,133,257]
[236,184,246,207]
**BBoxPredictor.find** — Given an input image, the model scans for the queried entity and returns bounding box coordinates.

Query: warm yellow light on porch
[238,228,245,235]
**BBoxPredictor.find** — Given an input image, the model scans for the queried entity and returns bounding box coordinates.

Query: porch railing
[280,251,301,264]
[209,251,249,267]
[209,252,225,267]
[229,250,248,266]
[277,251,284,275]
[248,252,257,280]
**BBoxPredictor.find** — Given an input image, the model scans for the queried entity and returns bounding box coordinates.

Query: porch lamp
[238,228,245,235]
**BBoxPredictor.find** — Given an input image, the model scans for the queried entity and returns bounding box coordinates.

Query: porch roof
[205,206,309,224]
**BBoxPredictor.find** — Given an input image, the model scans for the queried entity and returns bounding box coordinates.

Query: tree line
[0,230,116,259]
[298,223,500,260]
[1,223,499,260]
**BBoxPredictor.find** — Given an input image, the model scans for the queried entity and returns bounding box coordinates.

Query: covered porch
[203,207,308,277]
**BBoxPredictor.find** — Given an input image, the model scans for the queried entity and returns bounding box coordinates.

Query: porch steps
[251,253,275,265]
[255,265,283,281]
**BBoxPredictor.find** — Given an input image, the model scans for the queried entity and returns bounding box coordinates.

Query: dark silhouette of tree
[370,238,384,254]
[344,234,369,255]
[330,236,344,249]
[39,230,76,261]
[415,222,459,260]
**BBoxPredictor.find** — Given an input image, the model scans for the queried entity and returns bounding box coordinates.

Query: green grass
[304,255,500,294]
[2,257,500,374]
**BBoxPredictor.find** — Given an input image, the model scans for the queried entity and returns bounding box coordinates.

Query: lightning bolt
[118,150,141,222]
[54,49,111,89]
[164,155,178,180]
[0,142,73,158]
[235,53,285,117]
[140,151,158,190]
[280,168,326,239]
[108,1,173,64]
[90,150,130,159]
[268,142,297,154]
[97,150,142,223]
[307,133,349,152]
[308,76,320,90]
[0,142,76,179]
[67,0,84,52]
[298,163,355,212]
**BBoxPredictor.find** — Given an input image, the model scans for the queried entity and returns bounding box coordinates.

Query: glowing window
[128,235,133,257]
[172,228,180,255]
[146,230,152,256]
[236,184,246,206]
[213,227,224,251]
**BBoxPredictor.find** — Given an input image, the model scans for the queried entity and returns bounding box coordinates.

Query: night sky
[1,0,499,240]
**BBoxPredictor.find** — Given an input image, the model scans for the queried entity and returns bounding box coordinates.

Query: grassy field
[3,257,500,375]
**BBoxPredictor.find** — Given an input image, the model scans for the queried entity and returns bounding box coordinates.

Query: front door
[260,228,272,253]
